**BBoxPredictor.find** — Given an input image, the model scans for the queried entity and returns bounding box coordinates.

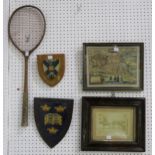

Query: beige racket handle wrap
[21,57,28,126]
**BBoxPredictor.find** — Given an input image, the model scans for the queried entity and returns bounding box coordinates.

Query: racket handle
[21,57,28,127]
[22,92,28,126]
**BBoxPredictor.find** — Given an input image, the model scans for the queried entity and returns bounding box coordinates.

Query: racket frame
[8,5,46,127]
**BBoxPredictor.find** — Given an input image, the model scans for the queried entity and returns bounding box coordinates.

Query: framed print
[83,43,144,91]
[81,97,145,152]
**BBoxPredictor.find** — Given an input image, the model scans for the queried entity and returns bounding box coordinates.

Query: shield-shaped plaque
[34,98,74,148]
[37,54,65,87]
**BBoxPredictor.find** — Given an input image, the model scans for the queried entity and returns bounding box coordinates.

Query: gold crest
[40,104,51,112]
[55,105,66,113]
[47,127,58,134]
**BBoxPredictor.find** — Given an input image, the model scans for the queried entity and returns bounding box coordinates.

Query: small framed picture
[81,97,145,152]
[83,43,144,91]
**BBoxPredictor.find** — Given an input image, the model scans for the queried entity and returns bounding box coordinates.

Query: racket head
[8,5,46,56]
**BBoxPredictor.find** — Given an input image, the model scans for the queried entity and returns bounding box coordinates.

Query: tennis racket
[8,5,46,126]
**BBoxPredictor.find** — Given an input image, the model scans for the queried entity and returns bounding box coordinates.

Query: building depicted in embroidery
[44,113,63,126]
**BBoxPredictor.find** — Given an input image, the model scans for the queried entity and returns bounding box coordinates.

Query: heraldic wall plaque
[37,54,65,87]
[34,98,74,148]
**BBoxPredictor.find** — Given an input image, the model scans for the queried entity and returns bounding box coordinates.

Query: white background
[3,0,152,155]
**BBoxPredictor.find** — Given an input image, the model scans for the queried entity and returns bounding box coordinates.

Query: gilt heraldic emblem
[34,98,74,148]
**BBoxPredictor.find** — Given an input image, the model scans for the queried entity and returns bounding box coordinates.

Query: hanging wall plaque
[37,54,65,87]
[34,97,73,148]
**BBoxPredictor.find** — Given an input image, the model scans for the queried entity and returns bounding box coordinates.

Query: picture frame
[81,97,145,152]
[83,43,144,91]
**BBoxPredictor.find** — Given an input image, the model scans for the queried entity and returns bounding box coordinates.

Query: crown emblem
[40,104,51,112]
[55,105,66,113]
[47,127,58,134]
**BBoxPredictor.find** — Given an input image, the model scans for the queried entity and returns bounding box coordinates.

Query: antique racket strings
[8,5,46,126]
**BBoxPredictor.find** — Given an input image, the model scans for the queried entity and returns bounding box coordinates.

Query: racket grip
[21,57,29,127]
[21,92,28,126]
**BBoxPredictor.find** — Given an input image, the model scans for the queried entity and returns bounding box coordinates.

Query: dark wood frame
[83,43,144,91]
[81,97,145,152]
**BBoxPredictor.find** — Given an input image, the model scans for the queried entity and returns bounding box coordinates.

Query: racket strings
[9,7,45,53]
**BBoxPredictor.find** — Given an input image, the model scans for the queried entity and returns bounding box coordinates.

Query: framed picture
[81,97,145,152]
[83,43,144,91]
